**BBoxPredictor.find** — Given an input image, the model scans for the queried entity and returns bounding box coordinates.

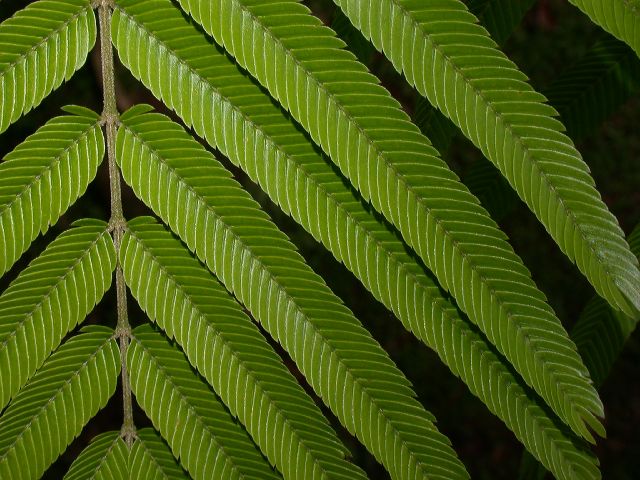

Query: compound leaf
[115,109,468,480]
[333,0,640,322]
[0,326,120,479]
[0,0,97,133]
[0,219,116,411]
[573,223,640,386]
[64,431,129,480]
[128,326,282,480]
[130,428,190,480]
[122,217,368,480]
[110,3,601,475]
[567,0,640,56]
[159,0,605,443]
[0,110,104,276]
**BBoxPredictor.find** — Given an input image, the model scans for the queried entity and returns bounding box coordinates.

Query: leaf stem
[98,2,135,446]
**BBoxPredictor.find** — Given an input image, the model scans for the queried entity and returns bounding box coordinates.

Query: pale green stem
[98,1,135,447]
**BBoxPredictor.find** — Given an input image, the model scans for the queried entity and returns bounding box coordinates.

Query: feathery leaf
[0,219,116,411]
[518,223,640,480]
[415,0,535,154]
[0,326,120,479]
[567,0,640,56]
[128,325,282,480]
[115,108,469,480]
[122,217,368,480]
[64,431,129,480]
[161,0,604,442]
[109,1,601,473]
[573,223,640,386]
[0,0,96,133]
[333,0,640,320]
[0,110,105,276]
[130,428,190,480]
[464,34,640,221]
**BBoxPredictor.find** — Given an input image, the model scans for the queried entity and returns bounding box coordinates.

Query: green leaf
[128,325,282,480]
[130,428,190,480]
[122,217,367,480]
[115,109,468,480]
[0,111,105,276]
[0,219,116,411]
[413,0,536,154]
[462,34,640,222]
[572,223,640,386]
[109,2,599,473]
[333,0,640,321]
[329,8,460,155]
[0,326,120,479]
[567,0,640,56]
[0,0,97,133]
[66,428,190,480]
[64,431,129,480]
[160,0,604,444]
[517,222,640,480]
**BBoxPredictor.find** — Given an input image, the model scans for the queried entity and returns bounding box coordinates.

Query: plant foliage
[0,0,638,479]
[0,326,120,479]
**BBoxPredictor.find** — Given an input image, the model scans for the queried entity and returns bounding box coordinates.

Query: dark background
[1,0,638,478]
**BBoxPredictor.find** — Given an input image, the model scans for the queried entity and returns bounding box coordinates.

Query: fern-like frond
[130,428,189,480]
[122,217,368,480]
[0,219,116,411]
[0,108,105,276]
[415,0,533,155]
[572,223,640,386]
[330,9,458,155]
[144,0,605,443]
[462,35,640,222]
[334,0,640,321]
[567,0,640,56]
[0,0,96,133]
[66,428,189,479]
[115,109,468,480]
[128,325,282,480]
[0,326,120,479]
[414,0,535,154]
[108,5,600,476]
[64,431,129,480]
[545,35,640,141]
[518,223,640,480]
